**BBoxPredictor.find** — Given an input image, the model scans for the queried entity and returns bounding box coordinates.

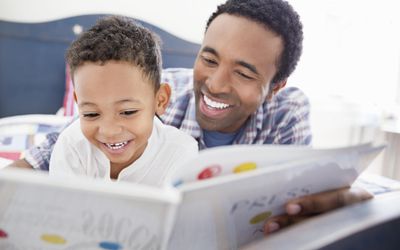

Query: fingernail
[287,203,301,215]
[266,222,280,233]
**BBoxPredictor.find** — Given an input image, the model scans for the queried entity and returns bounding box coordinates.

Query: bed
[0,14,200,163]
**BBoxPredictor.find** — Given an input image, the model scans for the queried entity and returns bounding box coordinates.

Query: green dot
[250,211,272,224]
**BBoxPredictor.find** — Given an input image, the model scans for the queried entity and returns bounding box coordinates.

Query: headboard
[0,14,200,118]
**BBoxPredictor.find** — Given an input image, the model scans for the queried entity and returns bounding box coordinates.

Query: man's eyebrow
[201,46,219,57]
[236,60,259,75]
[202,46,259,75]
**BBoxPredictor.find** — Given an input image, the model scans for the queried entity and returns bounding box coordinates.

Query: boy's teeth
[203,95,229,109]
[105,141,128,150]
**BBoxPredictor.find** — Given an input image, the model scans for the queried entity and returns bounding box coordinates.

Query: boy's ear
[73,91,78,103]
[155,83,171,116]
[266,79,287,100]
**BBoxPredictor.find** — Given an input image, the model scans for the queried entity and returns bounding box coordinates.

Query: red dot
[198,165,222,180]
[0,229,8,238]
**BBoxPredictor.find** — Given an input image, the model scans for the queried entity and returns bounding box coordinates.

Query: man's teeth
[105,141,128,150]
[203,95,229,109]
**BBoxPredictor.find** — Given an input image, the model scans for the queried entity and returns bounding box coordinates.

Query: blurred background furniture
[0,15,200,118]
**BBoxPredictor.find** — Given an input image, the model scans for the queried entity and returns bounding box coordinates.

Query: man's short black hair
[206,0,303,86]
[66,15,162,90]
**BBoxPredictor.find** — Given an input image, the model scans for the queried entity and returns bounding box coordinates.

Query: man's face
[73,61,157,173]
[193,14,283,133]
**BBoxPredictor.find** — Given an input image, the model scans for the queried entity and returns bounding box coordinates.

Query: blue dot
[173,179,183,187]
[98,241,122,250]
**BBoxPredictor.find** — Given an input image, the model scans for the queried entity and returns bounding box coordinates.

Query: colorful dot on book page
[0,229,8,238]
[198,165,222,180]
[41,234,66,244]
[233,162,257,173]
[173,179,183,187]
[249,211,272,224]
[99,241,122,250]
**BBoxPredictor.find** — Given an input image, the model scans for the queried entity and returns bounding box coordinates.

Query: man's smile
[203,94,231,109]
[199,93,234,119]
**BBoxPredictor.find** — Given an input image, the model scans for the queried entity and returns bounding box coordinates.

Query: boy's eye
[120,110,138,116]
[82,113,99,118]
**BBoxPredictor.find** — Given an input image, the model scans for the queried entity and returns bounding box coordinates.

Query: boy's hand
[263,186,373,235]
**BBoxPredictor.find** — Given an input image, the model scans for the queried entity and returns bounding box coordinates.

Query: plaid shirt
[161,68,312,149]
[26,68,311,170]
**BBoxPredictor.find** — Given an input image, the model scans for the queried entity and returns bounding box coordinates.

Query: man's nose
[206,68,231,94]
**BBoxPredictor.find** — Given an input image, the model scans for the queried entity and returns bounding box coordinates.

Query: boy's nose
[99,120,123,138]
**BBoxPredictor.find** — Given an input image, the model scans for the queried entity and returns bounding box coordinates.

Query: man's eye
[202,56,217,66]
[121,110,138,116]
[237,71,254,80]
[82,113,99,118]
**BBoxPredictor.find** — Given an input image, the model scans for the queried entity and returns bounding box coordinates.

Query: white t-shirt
[49,117,198,187]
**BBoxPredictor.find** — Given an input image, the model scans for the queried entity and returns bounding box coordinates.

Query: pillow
[0,114,71,161]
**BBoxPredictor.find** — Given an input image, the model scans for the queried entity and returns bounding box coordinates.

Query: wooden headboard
[0,14,200,118]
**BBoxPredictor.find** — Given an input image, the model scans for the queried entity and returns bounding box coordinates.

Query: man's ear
[266,80,287,100]
[155,83,171,116]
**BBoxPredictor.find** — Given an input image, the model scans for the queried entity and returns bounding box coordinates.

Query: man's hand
[264,186,373,235]
[6,158,34,169]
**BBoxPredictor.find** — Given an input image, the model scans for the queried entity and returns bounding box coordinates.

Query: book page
[0,169,179,250]
[171,143,374,185]
[170,144,384,249]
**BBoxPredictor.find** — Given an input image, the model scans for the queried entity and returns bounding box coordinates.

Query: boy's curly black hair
[206,0,303,87]
[66,15,162,90]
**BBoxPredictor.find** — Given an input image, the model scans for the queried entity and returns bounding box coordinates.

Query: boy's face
[73,61,168,172]
[193,14,284,133]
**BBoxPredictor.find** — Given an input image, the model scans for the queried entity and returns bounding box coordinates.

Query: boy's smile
[73,61,159,177]
[193,14,284,133]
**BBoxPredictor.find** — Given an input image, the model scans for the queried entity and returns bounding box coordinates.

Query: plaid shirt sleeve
[24,118,76,171]
[271,87,312,145]
[24,132,60,171]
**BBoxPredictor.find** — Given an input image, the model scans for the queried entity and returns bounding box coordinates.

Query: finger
[286,186,373,216]
[264,215,309,236]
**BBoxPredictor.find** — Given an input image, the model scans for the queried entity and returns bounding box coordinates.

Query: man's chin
[196,113,228,132]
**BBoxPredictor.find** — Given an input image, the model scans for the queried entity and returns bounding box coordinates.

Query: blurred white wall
[0,0,225,44]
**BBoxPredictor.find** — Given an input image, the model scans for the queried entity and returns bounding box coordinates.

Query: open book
[0,143,384,250]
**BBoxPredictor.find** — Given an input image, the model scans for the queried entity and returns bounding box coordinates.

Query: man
[9,0,372,235]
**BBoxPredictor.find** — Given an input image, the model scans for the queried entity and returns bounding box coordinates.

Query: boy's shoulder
[57,119,87,145]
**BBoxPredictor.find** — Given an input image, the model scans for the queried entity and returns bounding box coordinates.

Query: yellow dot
[250,211,272,224]
[233,162,257,173]
[41,234,66,245]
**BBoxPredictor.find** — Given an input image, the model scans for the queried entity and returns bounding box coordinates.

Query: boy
[49,16,198,186]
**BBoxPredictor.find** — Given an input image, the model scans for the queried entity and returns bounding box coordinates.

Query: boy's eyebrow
[78,99,141,108]
[116,99,142,104]
[201,46,259,75]
[78,102,97,108]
